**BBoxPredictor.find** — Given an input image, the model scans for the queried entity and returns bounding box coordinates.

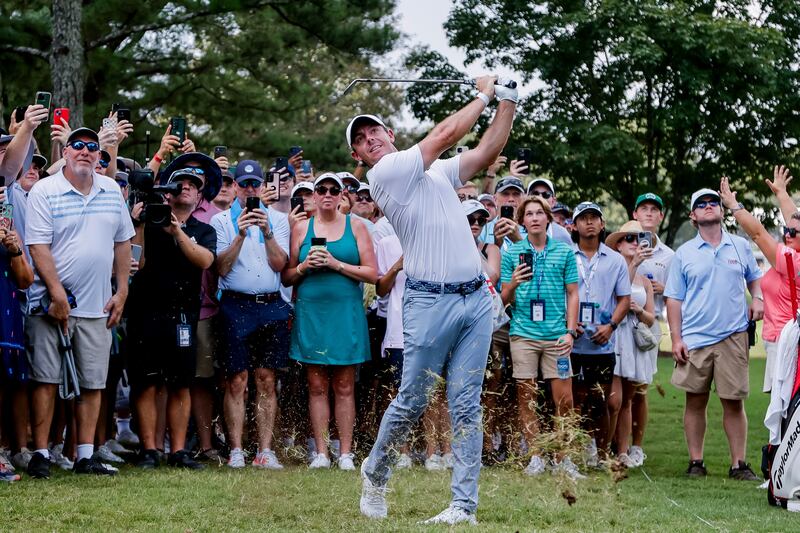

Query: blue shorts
[219,296,291,375]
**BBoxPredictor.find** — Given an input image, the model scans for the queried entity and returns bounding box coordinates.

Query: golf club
[340,77,518,98]
[58,328,81,400]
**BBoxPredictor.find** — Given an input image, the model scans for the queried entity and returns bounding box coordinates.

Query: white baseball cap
[462,199,490,217]
[357,182,371,193]
[573,201,604,220]
[689,188,720,210]
[345,114,387,147]
[336,171,360,188]
[291,181,314,197]
[527,178,555,195]
[314,172,344,189]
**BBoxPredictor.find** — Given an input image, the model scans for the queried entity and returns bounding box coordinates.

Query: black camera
[128,169,180,227]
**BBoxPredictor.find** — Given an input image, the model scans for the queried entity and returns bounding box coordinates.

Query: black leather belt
[221,290,281,304]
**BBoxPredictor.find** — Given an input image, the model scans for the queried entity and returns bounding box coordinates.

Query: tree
[407,0,800,245]
[0,0,404,169]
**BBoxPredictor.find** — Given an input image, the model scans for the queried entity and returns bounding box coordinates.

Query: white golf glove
[494,78,519,103]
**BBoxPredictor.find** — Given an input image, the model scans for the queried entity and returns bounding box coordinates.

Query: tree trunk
[50,0,84,127]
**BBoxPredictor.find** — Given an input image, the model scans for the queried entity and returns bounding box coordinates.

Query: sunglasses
[344,184,359,194]
[99,159,109,168]
[784,227,798,238]
[315,185,342,196]
[467,214,488,227]
[177,167,205,175]
[67,140,100,152]
[529,190,553,199]
[239,179,262,189]
[356,194,372,203]
[279,175,293,182]
[693,200,719,210]
[622,234,639,243]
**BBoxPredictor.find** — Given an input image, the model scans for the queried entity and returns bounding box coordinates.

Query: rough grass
[2,357,796,532]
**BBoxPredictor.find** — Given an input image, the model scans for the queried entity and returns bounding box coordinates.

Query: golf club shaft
[341,77,517,97]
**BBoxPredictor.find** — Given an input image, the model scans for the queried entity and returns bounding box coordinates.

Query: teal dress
[290,215,370,365]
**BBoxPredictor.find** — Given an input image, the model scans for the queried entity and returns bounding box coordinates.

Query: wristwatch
[9,248,23,257]
[609,320,618,331]
[567,329,578,339]
[264,230,274,241]
[730,202,745,213]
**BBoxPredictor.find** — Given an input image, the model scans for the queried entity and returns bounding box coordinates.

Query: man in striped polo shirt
[500,196,581,478]
[24,127,135,478]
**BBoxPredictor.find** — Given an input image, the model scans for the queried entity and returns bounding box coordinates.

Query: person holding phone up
[210,160,290,470]
[500,196,582,479]
[283,173,377,472]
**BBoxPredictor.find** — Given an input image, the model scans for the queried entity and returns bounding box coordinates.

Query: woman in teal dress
[283,172,377,470]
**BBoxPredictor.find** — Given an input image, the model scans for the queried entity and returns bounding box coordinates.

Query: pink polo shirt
[192,199,222,320]
[763,244,800,342]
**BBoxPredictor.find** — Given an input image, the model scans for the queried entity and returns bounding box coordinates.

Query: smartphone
[245,196,260,211]
[0,204,12,230]
[214,146,227,159]
[290,197,305,213]
[638,231,653,248]
[266,172,281,200]
[516,148,531,174]
[274,156,289,172]
[311,237,327,251]
[131,244,143,263]
[301,160,312,174]
[112,103,123,112]
[102,117,117,130]
[116,108,131,123]
[14,106,27,123]
[35,91,52,111]
[519,252,534,271]
[53,107,70,126]
[289,146,303,157]
[170,117,187,143]
[501,205,515,219]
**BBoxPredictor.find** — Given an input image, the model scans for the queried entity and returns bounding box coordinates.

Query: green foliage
[407,0,800,244]
[0,0,404,169]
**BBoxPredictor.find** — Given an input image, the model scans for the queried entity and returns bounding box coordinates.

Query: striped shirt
[25,170,135,318]
[501,236,578,340]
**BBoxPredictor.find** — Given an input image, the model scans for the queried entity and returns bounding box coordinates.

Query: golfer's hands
[672,335,690,364]
[749,297,764,321]
[766,165,792,196]
[495,78,518,103]
[475,75,497,101]
[719,176,739,210]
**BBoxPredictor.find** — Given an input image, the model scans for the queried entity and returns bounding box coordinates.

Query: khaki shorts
[488,324,510,371]
[195,317,217,379]
[509,336,570,380]
[25,315,112,390]
[671,331,749,399]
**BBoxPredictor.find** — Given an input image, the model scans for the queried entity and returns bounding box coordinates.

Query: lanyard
[527,238,548,300]
[576,251,600,301]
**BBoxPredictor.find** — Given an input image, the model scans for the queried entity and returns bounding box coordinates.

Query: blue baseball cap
[234,160,264,184]
[573,201,604,220]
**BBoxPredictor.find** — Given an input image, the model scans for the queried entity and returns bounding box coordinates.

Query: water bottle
[556,356,571,379]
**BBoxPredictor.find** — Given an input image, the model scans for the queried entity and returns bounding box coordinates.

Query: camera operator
[126,159,217,471]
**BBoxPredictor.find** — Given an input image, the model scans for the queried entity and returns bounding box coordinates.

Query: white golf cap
[314,172,344,189]
[336,171,360,188]
[357,182,371,193]
[477,193,496,205]
[527,178,555,195]
[690,188,720,210]
[462,199,490,217]
[573,201,604,220]
[291,181,314,197]
[345,114,387,147]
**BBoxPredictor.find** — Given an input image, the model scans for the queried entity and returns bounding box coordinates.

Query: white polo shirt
[367,145,480,283]
[636,237,674,318]
[376,234,405,351]
[25,170,135,318]
[210,205,290,294]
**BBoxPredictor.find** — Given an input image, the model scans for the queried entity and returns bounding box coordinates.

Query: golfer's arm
[28,244,67,301]
[418,98,486,169]
[666,298,683,341]
[459,101,516,183]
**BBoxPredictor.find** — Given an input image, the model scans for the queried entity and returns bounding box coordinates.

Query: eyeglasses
[315,185,342,196]
[99,159,109,168]
[529,190,553,199]
[458,194,478,201]
[67,140,100,152]
[693,200,719,210]
[784,227,798,238]
[239,179,262,189]
[344,184,359,194]
[279,175,293,182]
[356,194,372,203]
[622,234,639,243]
[467,214,488,227]
[177,167,205,175]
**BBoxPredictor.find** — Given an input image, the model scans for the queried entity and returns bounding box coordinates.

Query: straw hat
[605,220,644,249]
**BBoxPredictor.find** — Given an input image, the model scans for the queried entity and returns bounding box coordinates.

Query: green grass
[2,357,796,532]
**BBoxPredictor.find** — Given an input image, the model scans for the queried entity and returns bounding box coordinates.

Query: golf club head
[341,79,367,97]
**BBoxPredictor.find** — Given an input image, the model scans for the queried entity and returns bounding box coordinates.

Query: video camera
[128,169,181,227]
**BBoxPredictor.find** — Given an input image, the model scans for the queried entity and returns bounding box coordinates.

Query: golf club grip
[466,79,517,89]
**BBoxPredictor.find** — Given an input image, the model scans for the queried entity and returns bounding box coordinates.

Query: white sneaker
[253,449,284,470]
[94,444,125,463]
[628,445,646,467]
[50,444,74,471]
[338,453,356,471]
[617,453,636,468]
[228,448,246,469]
[11,447,32,470]
[757,479,770,490]
[360,462,388,519]
[396,453,413,469]
[309,452,331,469]
[425,454,445,471]
[524,455,547,476]
[420,505,478,525]
[117,429,140,447]
[553,456,586,480]
[585,439,599,468]
[105,439,133,455]
[442,452,454,469]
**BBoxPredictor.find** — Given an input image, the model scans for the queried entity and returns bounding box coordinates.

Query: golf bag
[764,251,800,509]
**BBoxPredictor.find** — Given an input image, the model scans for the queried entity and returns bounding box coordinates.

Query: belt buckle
[254,294,267,304]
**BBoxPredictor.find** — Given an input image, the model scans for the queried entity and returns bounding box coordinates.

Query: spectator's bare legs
[607,377,623,450]
[191,383,215,452]
[332,365,356,456]
[307,365,331,457]
[155,385,167,449]
[631,383,648,447]
[224,370,248,450]
[684,391,709,461]
[611,378,637,455]
[516,379,539,453]
[167,388,191,451]
[31,384,58,451]
[75,390,102,450]
[135,386,158,450]
[254,368,278,452]
[720,398,747,465]
[11,385,30,452]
